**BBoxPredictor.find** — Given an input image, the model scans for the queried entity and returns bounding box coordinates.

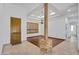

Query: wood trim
[27,35,43,38]
[48,37,65,40]
[27,35,65,40]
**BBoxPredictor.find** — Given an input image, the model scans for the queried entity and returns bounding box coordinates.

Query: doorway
[10,17,21,45]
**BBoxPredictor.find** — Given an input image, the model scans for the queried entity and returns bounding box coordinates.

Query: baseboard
[48,36,65,40]
[27,35,65,40]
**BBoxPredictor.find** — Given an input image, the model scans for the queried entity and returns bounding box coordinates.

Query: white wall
[39,23,44,35]
[77,4,79,50]
[48,16,65,39]
[0,4,27,54]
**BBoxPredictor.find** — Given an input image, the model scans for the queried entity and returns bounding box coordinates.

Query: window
[71,25,74,32]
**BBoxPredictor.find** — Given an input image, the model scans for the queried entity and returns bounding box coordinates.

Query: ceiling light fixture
[38,15,44,18]
[67,9,71,12]
[50,12,56,15]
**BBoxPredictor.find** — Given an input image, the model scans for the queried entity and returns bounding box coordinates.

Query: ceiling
[2,3,42,16]
[51,3,74,11]
[2,3,77,21]
[25,3,77,21]
[7,3,76,16]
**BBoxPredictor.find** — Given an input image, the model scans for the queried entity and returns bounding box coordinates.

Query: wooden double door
[10,17,21,45]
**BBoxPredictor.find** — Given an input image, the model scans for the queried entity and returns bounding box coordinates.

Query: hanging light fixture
[40,19,44,24]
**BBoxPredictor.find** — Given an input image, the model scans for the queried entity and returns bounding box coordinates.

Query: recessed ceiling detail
[27,4,60,20]
[27,3,77,22]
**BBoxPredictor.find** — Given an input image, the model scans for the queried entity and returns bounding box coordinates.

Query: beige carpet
[1,41,79,55]
[2,41,40,55]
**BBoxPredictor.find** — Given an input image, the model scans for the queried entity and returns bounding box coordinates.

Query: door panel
[10,17,21,45]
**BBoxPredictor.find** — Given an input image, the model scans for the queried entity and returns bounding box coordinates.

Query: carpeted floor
[27,35,64,47]
[2,36,79,55]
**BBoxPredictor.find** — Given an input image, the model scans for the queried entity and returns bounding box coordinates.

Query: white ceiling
[51,3,74,11]
[8,3,75,16]
[26,3,77,20]
[3,3,42,16]
[2,3,77,21]
[2,3,74,15]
